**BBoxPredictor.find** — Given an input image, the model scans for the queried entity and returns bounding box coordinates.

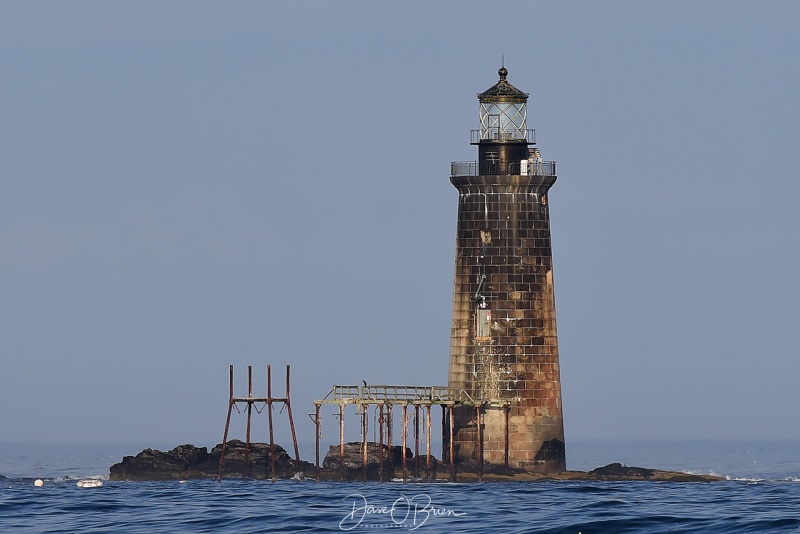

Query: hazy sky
[2,1,799,457]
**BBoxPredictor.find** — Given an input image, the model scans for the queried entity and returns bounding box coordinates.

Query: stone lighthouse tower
[446,66,565,472]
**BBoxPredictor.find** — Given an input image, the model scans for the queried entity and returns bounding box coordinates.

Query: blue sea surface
[2,440,800,533]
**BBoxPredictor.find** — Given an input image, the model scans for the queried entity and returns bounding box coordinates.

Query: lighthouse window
[480,103,527,140]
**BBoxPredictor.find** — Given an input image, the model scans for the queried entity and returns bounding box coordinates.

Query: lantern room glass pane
[479,103,527,140]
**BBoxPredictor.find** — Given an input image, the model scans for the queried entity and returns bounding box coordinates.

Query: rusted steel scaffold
[311,384,510,483]
[217,364,300,481]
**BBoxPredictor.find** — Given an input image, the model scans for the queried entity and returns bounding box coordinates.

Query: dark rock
[585,463,719,481]
[319,442,445,481]
[322,442,412,470]
[109,440,314,481]
[110,444,209,481]
[209,440,311,479]
[109,443,724,483]
[455,457,527,477]
[590,462,654,479]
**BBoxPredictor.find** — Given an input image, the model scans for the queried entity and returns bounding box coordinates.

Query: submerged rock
[586,462,721,482]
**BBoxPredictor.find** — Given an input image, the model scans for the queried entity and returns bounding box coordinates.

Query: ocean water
[2,440,800,533]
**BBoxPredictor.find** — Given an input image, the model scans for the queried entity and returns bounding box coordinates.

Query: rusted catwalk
[313,403,321,482]
[425,405,432,476]
[448,405,455,480]
[338,403,345,481]
[313,384,499,482]
[361,404,368,482]
[386,402,393,472]
[401,403,408,482]
[378,404,385,481]
[218,365,300,480]
[414,404,420,478]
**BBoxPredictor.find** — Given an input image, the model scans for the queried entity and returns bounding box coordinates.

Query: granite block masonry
[446,66,565,473]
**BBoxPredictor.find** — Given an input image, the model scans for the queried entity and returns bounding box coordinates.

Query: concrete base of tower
[444,404,566,473]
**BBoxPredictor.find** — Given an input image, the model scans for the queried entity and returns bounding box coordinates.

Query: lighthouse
[446,66,565,472]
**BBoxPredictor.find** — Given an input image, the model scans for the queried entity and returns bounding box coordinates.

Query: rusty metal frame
[311,383,511,483]
[217,364,300,481]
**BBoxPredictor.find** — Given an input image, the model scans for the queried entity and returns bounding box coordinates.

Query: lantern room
[472,66,535,174]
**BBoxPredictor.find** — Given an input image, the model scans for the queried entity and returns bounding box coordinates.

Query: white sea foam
[725,475,765,483]
[76,479,104,488]
[52,473,110,483]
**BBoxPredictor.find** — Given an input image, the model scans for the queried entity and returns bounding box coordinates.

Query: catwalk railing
[451,160,556,177]
[471,128,537,144]
[312,384,513,483]
[315,384,491,405]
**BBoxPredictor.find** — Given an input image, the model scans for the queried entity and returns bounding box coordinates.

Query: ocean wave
[2,479,800,533]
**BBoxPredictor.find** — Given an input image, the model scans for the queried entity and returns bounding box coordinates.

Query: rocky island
[109,441,723,482]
